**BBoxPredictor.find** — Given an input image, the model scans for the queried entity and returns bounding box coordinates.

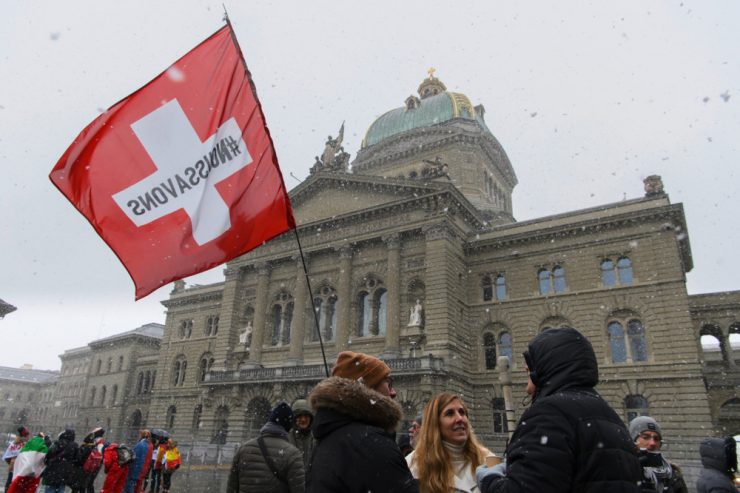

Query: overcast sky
[2,1,738,371]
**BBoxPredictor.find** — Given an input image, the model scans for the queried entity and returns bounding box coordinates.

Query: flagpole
[292,229,331,378]
[223,8,330,378]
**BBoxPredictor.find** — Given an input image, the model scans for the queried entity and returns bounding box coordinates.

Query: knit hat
[269,402,294,432]
[332,351,390,389]
[629,416,662,442]
[292,398,313,418]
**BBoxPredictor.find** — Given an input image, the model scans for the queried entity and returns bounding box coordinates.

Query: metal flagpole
[498,356,517,441]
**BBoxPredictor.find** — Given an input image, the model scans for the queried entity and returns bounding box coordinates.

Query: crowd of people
[227,327,739,493]
[5,327,737,492]
[2,426,181,493]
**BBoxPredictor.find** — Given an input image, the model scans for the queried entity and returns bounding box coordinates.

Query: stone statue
[643,175,665,197]
[321,122,344,168]
[408,299,423,327]
[239,321,253,346]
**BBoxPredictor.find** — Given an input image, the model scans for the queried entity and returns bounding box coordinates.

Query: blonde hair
[411,393,485,493]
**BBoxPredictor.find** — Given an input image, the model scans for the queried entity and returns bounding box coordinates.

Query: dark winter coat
[636,450,688,493]
[481,327,642,493]
[696,437,738,493]
[288,399,316,470]
[42,429,79,487]
[226,421,305,493]
[306,377,418,493]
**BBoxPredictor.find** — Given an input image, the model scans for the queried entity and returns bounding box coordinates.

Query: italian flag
[12,436,47,478]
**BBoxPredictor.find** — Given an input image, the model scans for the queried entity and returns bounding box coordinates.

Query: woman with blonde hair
[407,393,496,493]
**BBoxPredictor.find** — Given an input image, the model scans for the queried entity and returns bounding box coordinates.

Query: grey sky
[1,1,738,370]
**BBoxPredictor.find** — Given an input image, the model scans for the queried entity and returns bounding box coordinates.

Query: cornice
[161,290,223,308]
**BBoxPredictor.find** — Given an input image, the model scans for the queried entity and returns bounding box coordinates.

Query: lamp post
[497,356,517,440]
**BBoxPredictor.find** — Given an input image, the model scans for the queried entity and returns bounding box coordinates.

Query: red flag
[50,25,295,299]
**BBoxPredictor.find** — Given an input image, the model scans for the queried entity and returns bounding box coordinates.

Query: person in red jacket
[100,443,129,493]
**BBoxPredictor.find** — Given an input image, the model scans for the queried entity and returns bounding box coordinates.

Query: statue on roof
[310,122,350,174]
[643,175,665,197]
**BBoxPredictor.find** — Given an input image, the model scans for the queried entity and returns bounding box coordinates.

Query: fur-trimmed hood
[309,376,403,434]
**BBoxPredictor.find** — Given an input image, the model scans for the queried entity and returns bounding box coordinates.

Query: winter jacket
[636,450,688,493]
[306,377,418,493]
[153,444,167,470]
[126,437,150,481]
[226,421,304,493]
[696,437,738,493]
[101,443,128,493]
[288,399,316,470]
[481,327,642,493]
[164,447,181,471]
[42,429,79,487]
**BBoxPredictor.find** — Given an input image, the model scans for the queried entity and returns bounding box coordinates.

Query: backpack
[83,446,103,474]
[117,445,135,466]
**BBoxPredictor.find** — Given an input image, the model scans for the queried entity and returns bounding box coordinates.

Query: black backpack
[117,445,136,466]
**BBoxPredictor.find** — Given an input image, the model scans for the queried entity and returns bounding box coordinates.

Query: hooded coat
[481,327,642,493]
[288,399,316,470]
[42,429,79,487]
[226,421,305,493]
[696,437,738,493]
[305,376,418,493]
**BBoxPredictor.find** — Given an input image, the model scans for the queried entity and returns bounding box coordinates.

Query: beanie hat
[332,351,390,389]
[292,398,313,418]
[629,416,662,442]
[269,402,294,432]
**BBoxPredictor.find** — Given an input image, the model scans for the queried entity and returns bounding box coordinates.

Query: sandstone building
[4,75,737,485]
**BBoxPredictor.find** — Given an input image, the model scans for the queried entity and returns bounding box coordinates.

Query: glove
[476,461,507,490]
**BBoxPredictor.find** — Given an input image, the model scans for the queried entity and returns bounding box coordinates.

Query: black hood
[58,429,76,442]
[700,437,737,474]
[524,327,598,401]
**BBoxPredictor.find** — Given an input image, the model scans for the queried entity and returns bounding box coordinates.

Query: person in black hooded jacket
[42,429,79,493]
[476,326,642,493]
[696,436,738,493]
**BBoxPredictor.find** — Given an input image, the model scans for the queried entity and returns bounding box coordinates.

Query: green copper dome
[361,75,489,148]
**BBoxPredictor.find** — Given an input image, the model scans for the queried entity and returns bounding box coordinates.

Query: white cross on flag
[50,25,295,299]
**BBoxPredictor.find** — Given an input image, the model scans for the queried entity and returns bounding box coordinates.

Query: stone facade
[0,366,58,436]
[12,76,739,487]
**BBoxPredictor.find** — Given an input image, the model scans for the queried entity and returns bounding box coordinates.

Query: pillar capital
[382,233,401,249]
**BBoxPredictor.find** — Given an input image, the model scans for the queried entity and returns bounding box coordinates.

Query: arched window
[356,277,387,337]
[313,285,338,342]
[244,398,270,441]
[270,291,294,346]
[608,316,648,363]
[213,406,230,444]
[136,372,144,394]
[482,275,493,301]
[617,257,633,285]
[110,385,118,406]
[166,405,176,430]
[89,387,96,407]
[624,394,649,423]
[553,265,566,293]
[495,274,507,300]
[95,359,102,375]
[198,354,214,383]
[106,357,112,373]
[601,259,616,287]
[172,357,187,386]
[99,386,107,406]
[499,332,513,362]
[484,333,497,370]
[492,398,508,434]
[206,315,219,336]
[538,269,551,295]
[179,320,193,339]
[118,356,124,371]
[192,404,202,433]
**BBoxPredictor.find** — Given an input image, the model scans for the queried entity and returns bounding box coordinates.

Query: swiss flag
[50,25,295,299]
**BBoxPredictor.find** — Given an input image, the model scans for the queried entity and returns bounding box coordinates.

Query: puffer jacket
[481,327,642,493]
[226,421,305,493]
[42,429,79,487]
[305,377,418,493]
[696,437,738,493]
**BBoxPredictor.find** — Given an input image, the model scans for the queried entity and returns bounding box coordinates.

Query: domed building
[134,73,738,484]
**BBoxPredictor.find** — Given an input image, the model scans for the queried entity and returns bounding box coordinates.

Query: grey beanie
[629,416,662,442]
[292,398,313,417]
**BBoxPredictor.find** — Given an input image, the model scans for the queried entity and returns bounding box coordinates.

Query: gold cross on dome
[427,67,436,79]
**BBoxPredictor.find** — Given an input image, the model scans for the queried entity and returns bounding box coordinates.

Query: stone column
[335,246,353,352]
[212,266,242,371]
[383,234,402,358]
[288,257,309,365]
[248,263,271,366]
